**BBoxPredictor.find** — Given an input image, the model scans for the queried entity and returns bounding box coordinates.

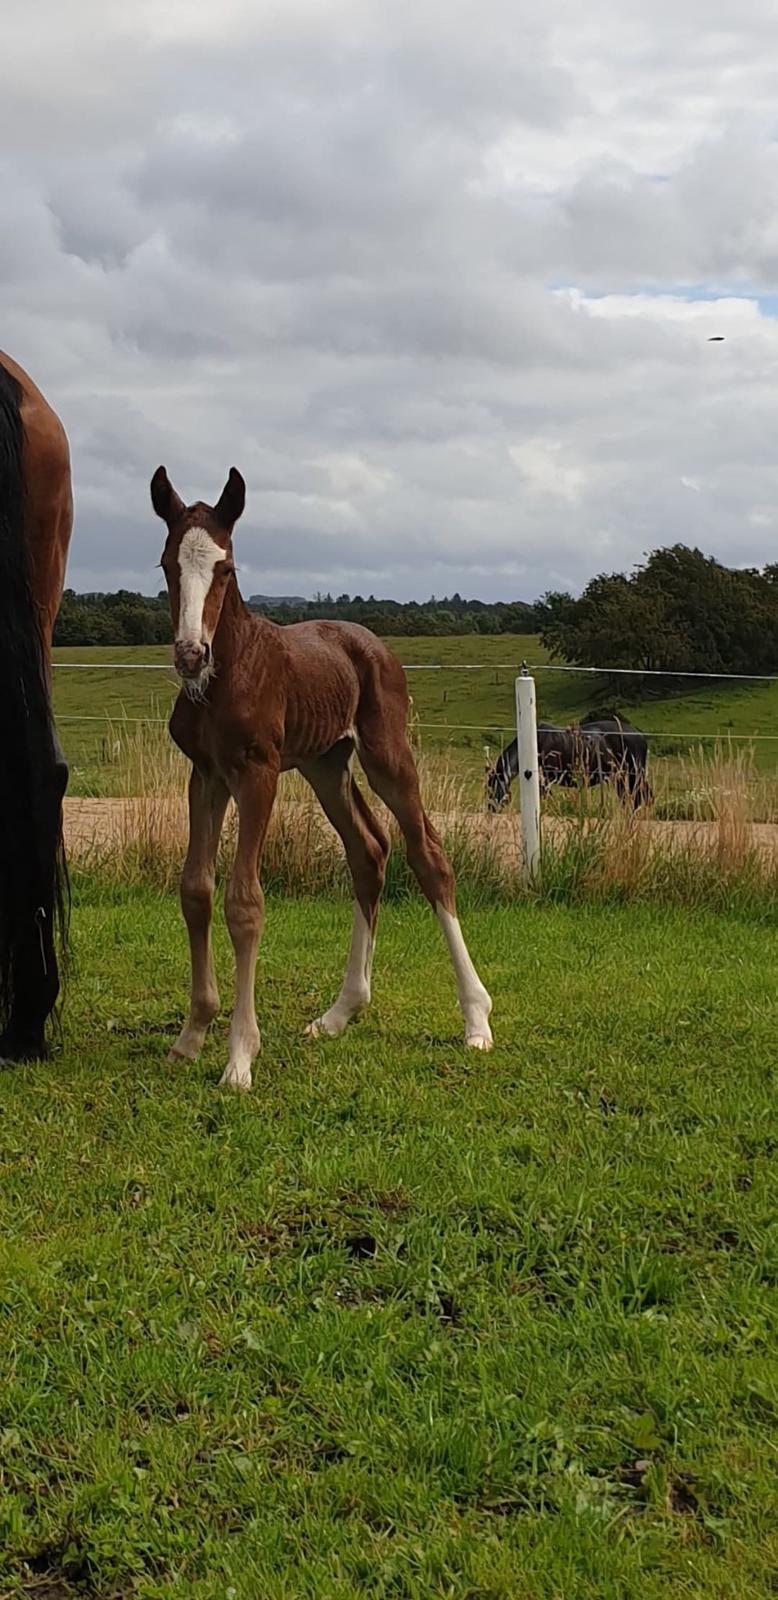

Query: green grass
[52,638,778,802]
[52,645,176,795]
[1,884,777,1597]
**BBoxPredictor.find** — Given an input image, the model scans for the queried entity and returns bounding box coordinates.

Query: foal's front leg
[170,769,229,1063]
[220,760,278,1091]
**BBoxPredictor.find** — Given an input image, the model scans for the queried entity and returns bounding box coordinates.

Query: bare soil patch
[62,796,778,863]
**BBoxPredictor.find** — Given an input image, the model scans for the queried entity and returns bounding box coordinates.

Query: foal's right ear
[150,466,185,525]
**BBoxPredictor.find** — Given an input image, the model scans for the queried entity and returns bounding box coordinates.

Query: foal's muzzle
[174,639,211,680]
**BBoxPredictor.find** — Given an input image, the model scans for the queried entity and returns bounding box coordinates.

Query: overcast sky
[4,0,778,601]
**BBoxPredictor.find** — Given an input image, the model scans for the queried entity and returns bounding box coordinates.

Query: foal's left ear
[214,468,246,528]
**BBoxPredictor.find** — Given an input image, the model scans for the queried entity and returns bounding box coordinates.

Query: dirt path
[62,796,778,862]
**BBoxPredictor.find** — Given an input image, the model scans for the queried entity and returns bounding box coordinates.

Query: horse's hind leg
[300,741,389,1037]
[357,728,493,1051]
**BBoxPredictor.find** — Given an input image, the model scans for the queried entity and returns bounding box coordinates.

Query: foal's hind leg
[358,733,493,1050]
[300,742,389,1037]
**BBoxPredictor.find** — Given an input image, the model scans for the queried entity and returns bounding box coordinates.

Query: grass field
[1,883,777,1598]
[51,637,778,808]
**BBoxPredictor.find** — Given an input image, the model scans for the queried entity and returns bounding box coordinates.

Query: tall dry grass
[80,720,509,901]
[70,720,778,913]
[540,743,778,911]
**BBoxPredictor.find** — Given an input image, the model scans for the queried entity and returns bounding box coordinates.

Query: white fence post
[515,664,541,886]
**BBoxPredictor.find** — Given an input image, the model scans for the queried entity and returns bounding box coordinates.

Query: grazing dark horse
[486,715,650,812]
[579,713,652,807]
[151,466,493,1090]
[0,353,73,1061]
[539,721,616,790]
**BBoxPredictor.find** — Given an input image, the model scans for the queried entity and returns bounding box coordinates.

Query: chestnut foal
[152,466,493,1090]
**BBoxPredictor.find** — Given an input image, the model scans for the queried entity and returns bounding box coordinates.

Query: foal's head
[151,466,246,694]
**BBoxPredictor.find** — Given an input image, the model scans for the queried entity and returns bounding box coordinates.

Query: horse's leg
[220,760,278,1091]
[300,741,389,1038]
[358,728,493,1051]
[638,764,652,809]
[170,768,229,1063]
[631,759,650,810]
[616,746,639,806]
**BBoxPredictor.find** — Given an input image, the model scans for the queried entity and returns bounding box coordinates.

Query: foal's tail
[0,364,69,1060]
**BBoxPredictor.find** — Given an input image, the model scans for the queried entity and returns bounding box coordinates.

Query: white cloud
[509,440,590,503]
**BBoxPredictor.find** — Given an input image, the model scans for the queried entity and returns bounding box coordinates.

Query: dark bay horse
[152,466,493,1090]
[0,353,72,1061]
[487,716,650,811]
[579,713,652,807]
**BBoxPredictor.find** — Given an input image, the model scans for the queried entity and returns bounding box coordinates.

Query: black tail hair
[0,364,69,1060]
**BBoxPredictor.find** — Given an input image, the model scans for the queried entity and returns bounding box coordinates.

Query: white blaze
[177,527,223,644]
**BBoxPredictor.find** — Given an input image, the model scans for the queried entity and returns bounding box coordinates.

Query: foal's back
[280,618,405,688]
[269,618,410,762]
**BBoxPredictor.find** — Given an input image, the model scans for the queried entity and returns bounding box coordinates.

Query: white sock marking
[306,904,374,1038]
[220,1013,260,1092]
[436,906,493,1050]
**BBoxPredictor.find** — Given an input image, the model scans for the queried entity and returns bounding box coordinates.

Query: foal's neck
[211,575,266,674]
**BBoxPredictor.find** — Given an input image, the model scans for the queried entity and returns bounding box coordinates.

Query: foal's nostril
[202,641,211,667]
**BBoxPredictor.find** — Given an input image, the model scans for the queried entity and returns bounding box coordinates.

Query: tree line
[53,588,542,645]
[54,590,173,646]
[53,546,778,684]
[539,545,778,693]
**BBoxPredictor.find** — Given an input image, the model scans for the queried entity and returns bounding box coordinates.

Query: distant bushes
[255,592,542,636]
[54,590,172,646]
[539,544,778,693]
[54,588,542,646]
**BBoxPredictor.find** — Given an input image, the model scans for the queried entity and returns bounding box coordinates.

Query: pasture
[52,638,778,818]
[1,883,777,1598]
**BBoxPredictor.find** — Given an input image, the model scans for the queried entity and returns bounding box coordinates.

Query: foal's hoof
[218,1063,252,1092]
[168,1026,207,1064]
[465,1028,493,1052]
[304,1017,337,1043]
[305,1014,346,1040]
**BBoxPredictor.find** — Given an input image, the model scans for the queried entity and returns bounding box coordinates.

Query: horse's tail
[0,364,69,1060]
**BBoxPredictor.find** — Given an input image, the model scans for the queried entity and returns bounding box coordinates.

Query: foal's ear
[214,467,246,528]
[151,466,185,525]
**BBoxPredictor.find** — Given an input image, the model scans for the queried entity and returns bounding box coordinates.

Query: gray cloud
[3,0,778,601]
